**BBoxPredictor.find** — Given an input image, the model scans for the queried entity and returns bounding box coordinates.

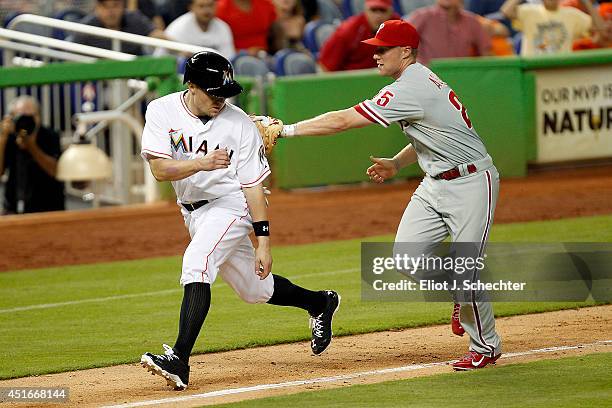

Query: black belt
[181,199,210,212]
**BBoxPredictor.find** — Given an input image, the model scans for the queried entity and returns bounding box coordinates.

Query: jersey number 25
[448,90,472,129]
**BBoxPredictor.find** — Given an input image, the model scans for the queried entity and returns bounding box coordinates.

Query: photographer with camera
[0,96,65,214]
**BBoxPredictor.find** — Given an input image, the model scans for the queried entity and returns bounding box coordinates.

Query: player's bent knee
[237,283,274,304]
[240,291,272,304]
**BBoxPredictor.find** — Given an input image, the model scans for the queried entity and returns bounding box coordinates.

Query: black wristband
[253,221,270,236]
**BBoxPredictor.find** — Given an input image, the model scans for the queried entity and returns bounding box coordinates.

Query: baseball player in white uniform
[139,51,340,390]
[265,20,502,371]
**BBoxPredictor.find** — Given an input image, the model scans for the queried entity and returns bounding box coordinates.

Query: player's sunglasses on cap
[361,19,420,49]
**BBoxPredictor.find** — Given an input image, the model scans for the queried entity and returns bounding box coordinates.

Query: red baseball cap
[362,19,420,48]
[365,0,393,9]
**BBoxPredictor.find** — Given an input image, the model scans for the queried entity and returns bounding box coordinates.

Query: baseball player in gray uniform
[139,51,340,390]
[267,20,501,370]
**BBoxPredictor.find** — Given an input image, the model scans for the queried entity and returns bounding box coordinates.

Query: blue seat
[513,32,522,55]
[52,8,87,40]
[317,0,343,24]
[273,49,317,76]
[232,54,271,77]
[3,11,51,36]
[341,0,364,18]
[177,56,188,75]
[303,21,336,56]
[2,11,22,28]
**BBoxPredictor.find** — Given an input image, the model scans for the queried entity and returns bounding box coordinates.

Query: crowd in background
[1,0,610,72]
[0,0,610,215]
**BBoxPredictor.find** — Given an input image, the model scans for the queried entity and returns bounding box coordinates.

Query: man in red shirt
[318,0,400,71]
[407,0,492,65]
[217,0,282,54]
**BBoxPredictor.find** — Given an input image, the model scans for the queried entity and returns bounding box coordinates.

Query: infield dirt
[1,165,612,272]
[0,306,610,407]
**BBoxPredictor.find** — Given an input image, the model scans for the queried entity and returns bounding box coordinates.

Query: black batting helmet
[183,51,243,98]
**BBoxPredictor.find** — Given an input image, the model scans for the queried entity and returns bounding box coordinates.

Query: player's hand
[366,156,398,183]
[15,130,37,152]
[199,149,230,171]
[0,115,14,142]
[255,239,272,280]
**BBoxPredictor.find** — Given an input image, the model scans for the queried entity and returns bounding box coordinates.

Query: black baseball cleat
[309,290,341,355]
[141,344,189,390]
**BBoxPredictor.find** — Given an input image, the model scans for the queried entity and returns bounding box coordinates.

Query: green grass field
[217,353,612,408]
[0,214,610,379]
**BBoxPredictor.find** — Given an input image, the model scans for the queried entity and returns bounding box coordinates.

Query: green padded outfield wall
[268,70,424,189]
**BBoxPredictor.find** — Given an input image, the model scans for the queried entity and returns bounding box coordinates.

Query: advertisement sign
[535,66,612,163]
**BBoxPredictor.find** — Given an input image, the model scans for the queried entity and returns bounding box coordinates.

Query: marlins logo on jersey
[170,128,188,153]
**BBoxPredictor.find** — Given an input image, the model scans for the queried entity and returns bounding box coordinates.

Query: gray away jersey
[355,63,488,176]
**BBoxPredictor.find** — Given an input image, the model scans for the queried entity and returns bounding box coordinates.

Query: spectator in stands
[274,0,307,48]
[318,0,399,71]
[216,0,284,55]
[0,96,64,215]
[564,0,612,50]
[501,0,606,55]
[163,0,236,59]
[407,0,492,65]
[71,0,167,55]
[127,0,167,30]
[156,0,191,25]
[478,14,514,55]
[399,0,436,17]
[466,0,514,35]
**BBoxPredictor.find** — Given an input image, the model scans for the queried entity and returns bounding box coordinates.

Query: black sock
[267,274,328,316]
[173,282,211,363]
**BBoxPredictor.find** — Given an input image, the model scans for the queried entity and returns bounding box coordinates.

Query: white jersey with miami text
[141,91,270,202]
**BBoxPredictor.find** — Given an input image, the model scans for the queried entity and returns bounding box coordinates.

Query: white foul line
[0,268,358,314]
[102,340,612,408]
[0,289,179,314]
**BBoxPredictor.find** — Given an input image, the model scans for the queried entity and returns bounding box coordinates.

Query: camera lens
[14,115,36,135]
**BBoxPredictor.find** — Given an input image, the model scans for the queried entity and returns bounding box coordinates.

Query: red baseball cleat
[451,303,465,336]
[452,351,501,371]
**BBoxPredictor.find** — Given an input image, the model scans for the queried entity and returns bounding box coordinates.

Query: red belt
[434,164,477,180]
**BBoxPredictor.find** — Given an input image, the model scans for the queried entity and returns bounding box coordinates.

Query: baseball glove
[251,115,284,155]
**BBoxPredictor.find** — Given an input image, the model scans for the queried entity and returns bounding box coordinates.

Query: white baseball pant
[180,192,274,304]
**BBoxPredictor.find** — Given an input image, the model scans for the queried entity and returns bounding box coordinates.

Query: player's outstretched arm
[283,107,372,137]
[147,149,230,181]
[242,183,272,280]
